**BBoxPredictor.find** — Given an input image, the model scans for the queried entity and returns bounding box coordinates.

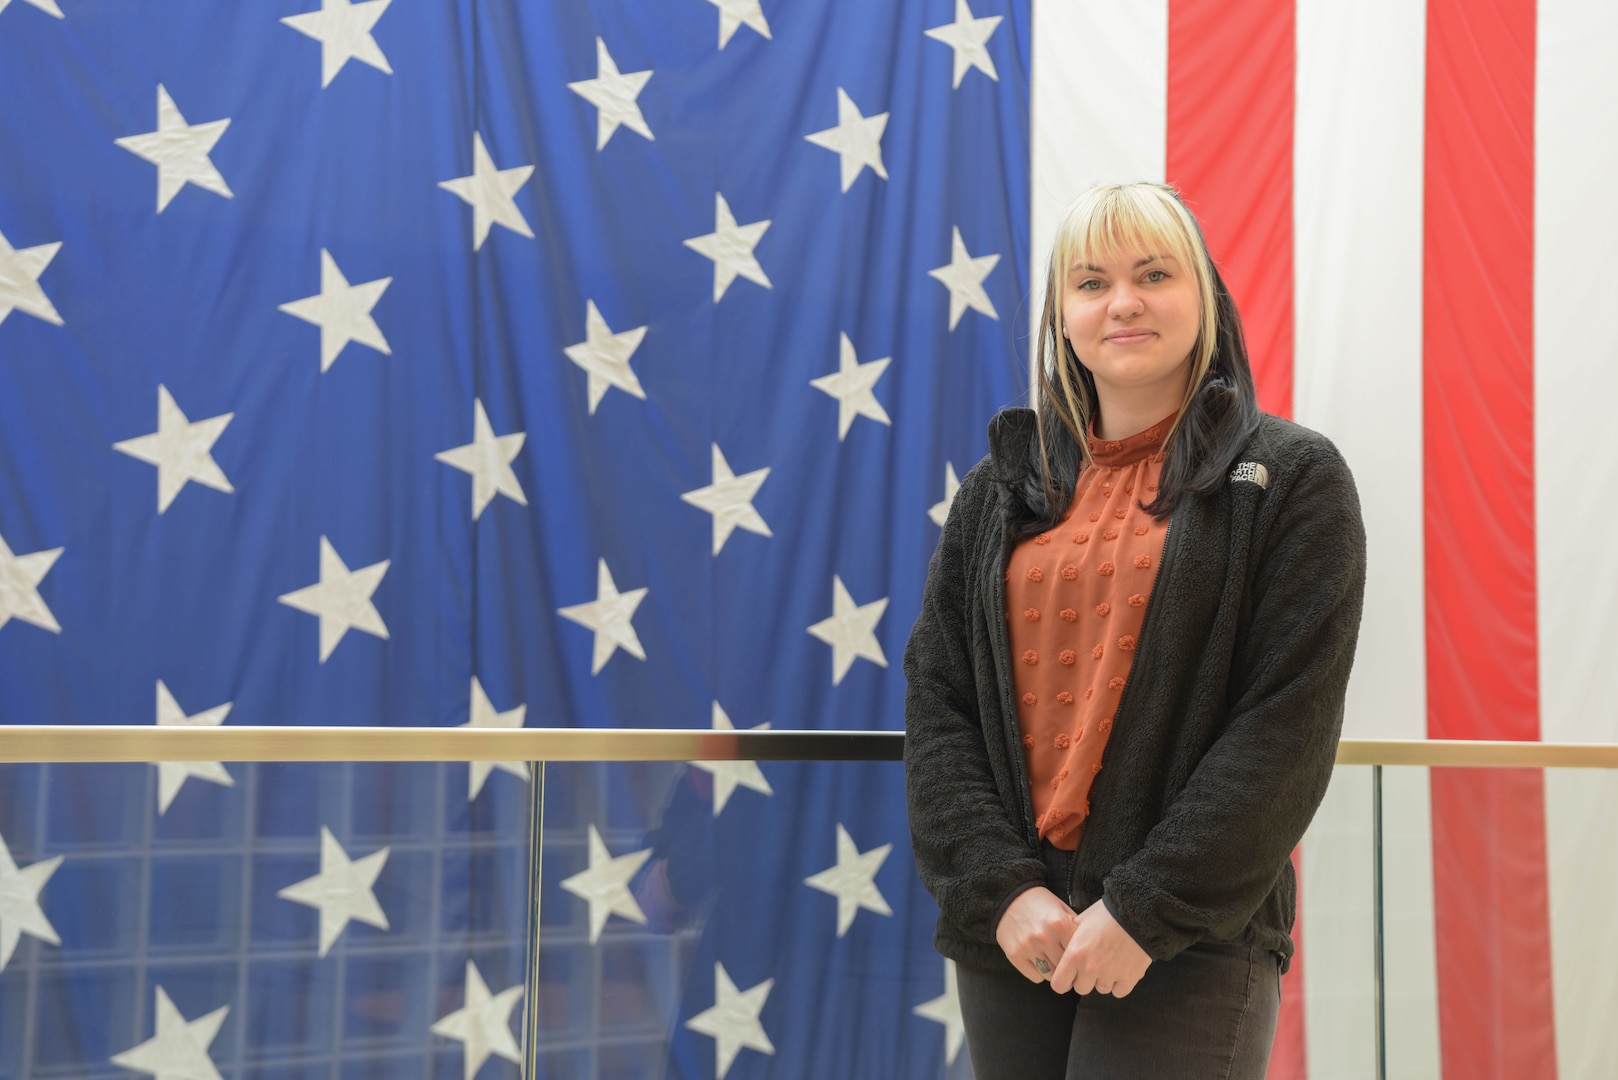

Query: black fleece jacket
[902,407,1366,974]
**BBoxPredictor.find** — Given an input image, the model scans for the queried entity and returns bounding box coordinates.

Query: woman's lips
[1104,330,1155,344]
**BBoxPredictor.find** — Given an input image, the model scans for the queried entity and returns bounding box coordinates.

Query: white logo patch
[1229,461,1270,489]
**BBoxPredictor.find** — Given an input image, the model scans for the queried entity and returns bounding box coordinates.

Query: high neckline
[1088,413,1177,468]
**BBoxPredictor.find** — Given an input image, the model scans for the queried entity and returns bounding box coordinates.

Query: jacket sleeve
[1101,441,1368,960]
[904,463,1048,944]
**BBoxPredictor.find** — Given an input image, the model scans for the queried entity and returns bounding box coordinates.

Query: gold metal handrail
[2,727,1617,767]
[0,726,902,763]
[1336,738,1618,769]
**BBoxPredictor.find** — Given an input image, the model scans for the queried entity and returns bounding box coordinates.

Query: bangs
[1053,184,1201,279]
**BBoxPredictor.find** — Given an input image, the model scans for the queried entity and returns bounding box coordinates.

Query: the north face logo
[1229,462,1270,489]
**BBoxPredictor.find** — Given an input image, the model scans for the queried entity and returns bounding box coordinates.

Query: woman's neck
[1092,385,1185,441]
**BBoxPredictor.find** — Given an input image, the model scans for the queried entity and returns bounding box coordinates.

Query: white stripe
[1028,0,1166,398]
[1537,1,1618,1071]
[1544,771,1618,1075]
[1295,1,1439,1075]
[1535,7,1618,744]
[1297,765,1378,1079]
[1380,766,1442,1080]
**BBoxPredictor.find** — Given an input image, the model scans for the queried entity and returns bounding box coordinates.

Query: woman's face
[1060,245,1201,403]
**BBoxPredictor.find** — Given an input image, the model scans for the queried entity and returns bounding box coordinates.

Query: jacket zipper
[990,533,1041,849]
[1066,513,1178,909]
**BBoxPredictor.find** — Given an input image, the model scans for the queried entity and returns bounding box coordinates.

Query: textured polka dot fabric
[1003,416,1173,850]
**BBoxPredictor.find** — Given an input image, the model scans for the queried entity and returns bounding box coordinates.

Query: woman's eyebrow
[1069,255,1166,274]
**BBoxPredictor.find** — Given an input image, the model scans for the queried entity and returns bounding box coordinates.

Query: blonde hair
[1035,182,1220,467]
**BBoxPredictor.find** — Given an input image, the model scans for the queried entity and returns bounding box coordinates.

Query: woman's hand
[995,887,1079,984]
[1048,896,1152,996]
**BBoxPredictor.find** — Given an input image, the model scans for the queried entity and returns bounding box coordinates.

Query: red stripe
[1166,0,1295,421]
[1423,0,1556,1076]
[1166,3,1301,1075]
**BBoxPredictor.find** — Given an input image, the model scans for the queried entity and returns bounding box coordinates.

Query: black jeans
[956,843,1282,1080]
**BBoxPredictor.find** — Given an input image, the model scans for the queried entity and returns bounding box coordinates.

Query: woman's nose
[1109,285,1143,318]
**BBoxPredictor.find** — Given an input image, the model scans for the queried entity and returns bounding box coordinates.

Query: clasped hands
[995,886,1151,997]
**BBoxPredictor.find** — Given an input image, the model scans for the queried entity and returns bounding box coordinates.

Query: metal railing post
[1373,763,1387,1080]
[522,761,546,1078]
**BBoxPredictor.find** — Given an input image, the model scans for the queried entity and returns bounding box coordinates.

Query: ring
[1032,957,1052,977]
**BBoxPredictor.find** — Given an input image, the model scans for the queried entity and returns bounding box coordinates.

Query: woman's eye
[1144,269,1168,283]
[1077,279,1101,291]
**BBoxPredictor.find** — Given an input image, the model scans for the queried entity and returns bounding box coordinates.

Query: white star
[806,575,887,686]
[115,85,232,213]
[804,87,888,193]
[707,0,770,48]
[559,824,652,943]
[152,680,234,816]
[681,444,771,556]
[683,192,771,303]
[277,536,389,663]
[928,461,961,527]
[280,0,393,88]
[924,0,1002,88]
[438,132,535,251]
[0,0,66,19]
[113,386,234,513]
[691,702,772,816]
[912,959,966,1064]
[810,332,891,440]
[276,826,389,956]
[434,398,527,520]
[804,822,892,936]
[110,986,228,1080]
[562,301,648,414]
[430,959,524,1080]
[0,829,61,972]
[557,559,647,675]
[277,249,392,373]
[0,228,63,328]
[685,962,774,1079]
[462,677,528,801]
[929,225,1000,330]
[567,37,654,150]
[0,532,63,635]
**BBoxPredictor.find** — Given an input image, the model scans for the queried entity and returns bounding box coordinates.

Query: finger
[1049,932,1086,994]
[1017,965,1043,985]
[1110,972,1142,998]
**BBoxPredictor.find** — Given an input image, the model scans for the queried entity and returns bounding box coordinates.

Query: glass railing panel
[1372,763,1618,1080]
[534,758,963,1079]
[1289,763,1379,1080]
[532,755,1405,1080]
[0,759,532,1080]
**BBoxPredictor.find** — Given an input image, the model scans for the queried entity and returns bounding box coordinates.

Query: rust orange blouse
[1004,415,1174,850]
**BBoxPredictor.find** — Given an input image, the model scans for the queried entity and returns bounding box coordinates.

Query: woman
[903,182,1366,1078]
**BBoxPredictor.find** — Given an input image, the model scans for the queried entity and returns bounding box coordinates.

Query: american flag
[9,1,1618,1078]
[0,0,1022,1076]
